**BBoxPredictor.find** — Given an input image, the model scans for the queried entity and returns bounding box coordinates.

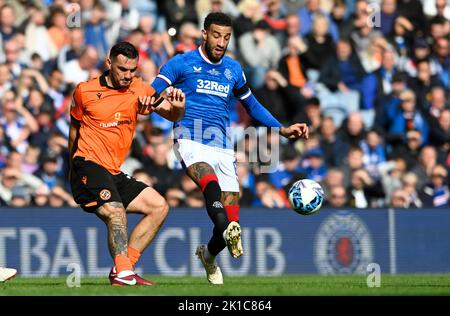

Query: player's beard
[110,73,131,89]
[205,41,225,63]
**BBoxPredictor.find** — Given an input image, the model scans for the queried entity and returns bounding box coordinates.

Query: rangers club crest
[224,68,232,80]
[314,211,373,274]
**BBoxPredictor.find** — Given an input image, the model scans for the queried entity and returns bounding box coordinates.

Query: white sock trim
[117,270,134,278]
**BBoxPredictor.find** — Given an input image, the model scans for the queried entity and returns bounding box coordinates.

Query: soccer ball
[288,179,324,215]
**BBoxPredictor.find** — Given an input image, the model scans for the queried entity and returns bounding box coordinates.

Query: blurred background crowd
[0,0,449,209]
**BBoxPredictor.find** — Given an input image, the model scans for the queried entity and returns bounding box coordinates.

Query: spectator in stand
[407,59,445,110]
[233,0,262,43]
[146,32,174,68]
[57,28,85,72]
[83,2,109,60]
[388,89,429,145]
[379,0,398,37]
[48,185,76,208]
[401,172,423,208]
[428,16,450,42]
[425,86,448,125]
[33,153,64,190]
[61,45,99,84]
[340,146,364,188]
[360,128,386,180]
[0,4,18,43]
[419,164,449,208]
[160,0,198,32]
[104,0,140,43]
[297,0,339,42]
[337,112,366,148]
[278,35,313,102]
[362,48,400,127]
[347,168,385,208]
[302,14,335,78]
[269,145,304,190]
[0,91,38,154]
[263,0,288,46]
[389,188,410,208]
[47,6,70,51]
[253,69,302,126]
[319,116,348,167]
[430,37,450,88]
[396,0,427,34]
[301,147,327,182]
[3,39,27,80]
[321,167,345,194]
[412,145,438,189]
[24,7,57,63]
[31,184,50,207]
[374,72,408,132]
[254,176,289,208]
[324,185,349,208]
[318,38,365,123]
[9,185,31,207]
[239,20,282,89]
[174,22,200,54]
[330,0,347,37]
[429,108,450,162]
[389,129,423,170]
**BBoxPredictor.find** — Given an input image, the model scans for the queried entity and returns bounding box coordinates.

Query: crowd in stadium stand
[0,0,449,209]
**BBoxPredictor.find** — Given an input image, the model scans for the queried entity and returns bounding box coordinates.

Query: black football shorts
[70,156,148,213]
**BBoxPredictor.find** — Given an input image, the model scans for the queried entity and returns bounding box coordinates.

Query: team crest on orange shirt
[114,112,121,120]
[99,189,111,200]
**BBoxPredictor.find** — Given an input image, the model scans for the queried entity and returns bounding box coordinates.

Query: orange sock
[114,254,133,273]
[128,246,141,266]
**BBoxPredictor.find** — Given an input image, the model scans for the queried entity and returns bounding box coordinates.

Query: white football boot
[196,245,223,285]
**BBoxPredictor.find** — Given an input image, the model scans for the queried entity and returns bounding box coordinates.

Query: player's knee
[147,195,169,220]
[99,202,126,222]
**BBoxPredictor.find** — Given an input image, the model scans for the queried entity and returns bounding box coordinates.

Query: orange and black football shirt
[71,71,162,175]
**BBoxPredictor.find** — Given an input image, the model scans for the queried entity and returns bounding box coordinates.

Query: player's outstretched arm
[280,123,309,140]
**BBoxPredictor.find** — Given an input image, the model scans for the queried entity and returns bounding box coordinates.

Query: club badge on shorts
[99,189,111,201]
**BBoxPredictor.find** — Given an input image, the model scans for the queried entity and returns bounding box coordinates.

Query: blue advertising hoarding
[0,208,448,276]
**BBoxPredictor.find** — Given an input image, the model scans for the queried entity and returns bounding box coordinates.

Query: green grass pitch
[1,274,449,296]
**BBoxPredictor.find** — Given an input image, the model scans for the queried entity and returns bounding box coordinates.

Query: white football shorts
[173,139,239,192]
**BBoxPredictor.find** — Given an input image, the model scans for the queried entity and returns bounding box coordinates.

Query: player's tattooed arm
[221,191,239,206]
[187,162,216,185]
[98,202,128,256]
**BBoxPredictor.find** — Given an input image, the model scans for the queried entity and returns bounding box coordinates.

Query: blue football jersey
[152,47,251,148]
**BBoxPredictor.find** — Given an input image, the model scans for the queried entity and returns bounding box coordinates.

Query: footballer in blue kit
[152,12,309,284]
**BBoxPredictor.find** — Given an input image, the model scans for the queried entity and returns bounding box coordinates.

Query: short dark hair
[109,42,139,60]
[204,12,232,30]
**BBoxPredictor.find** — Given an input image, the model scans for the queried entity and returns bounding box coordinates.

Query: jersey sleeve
[232,63,251,100]
[70,83,84,121]
[151,54,183,94]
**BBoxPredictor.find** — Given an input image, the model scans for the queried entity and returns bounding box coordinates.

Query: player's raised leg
[126,187,169,264]
[221,191,243,258]
[0,267,17,282]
